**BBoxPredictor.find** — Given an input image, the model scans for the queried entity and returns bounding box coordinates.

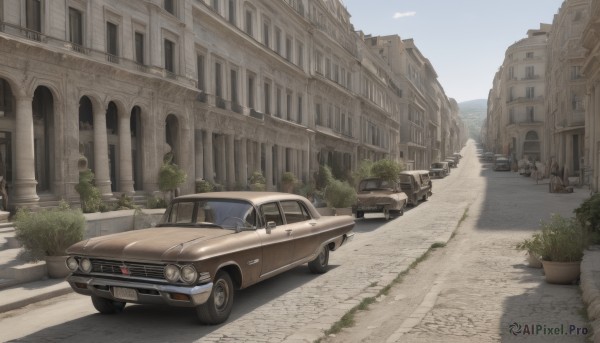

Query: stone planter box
[83,208,165,238]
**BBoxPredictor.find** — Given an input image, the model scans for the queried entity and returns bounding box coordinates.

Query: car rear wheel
[355,211,364,219]
[308,245,329,274]
[197,271,234,325]
[91,295,125,314]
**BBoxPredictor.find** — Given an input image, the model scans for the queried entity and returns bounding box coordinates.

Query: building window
[134,32,144,64]
[325,58,331,78]
[276,87,282,117]
[228,0,236,24]
[509,108,515,124]
[245,9,253,36]
[315,103,322,125]
[285,36,292,61]
[571,66,582,80]
[26,0,41,34]
[297,42,303,68]
[247,73,255,109]
[164,0,175,15]
[315,50,323,74]
[526,51,534,59]
[106,22,118,58]
[212,0,219,13]
[264,82,271,114]
[526,87,535,99]
[508,66,514,80]
[263,20,270,47]
[68,7,83,46]
[525,66,534,79]
[286,91,292,121]
[164,39,175,73]
[230,69,238,105]
[526,106,534,122]
[197,55,205,90]
[572,94,584,111]
[297,95,303,123]
[215,62,223,98]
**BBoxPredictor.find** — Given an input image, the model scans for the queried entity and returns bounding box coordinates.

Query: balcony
[249,109,264,120]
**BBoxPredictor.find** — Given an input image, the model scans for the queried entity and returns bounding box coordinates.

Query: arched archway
[0,78,14,207]
[78,96,95,171]
[32,86,55,193]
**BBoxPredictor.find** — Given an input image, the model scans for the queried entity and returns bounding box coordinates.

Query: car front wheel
[91,295,125,314]
[197,271,234,325]
[308,245,330,274]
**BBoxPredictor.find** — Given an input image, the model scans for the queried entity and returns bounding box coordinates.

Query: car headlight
[164,264,180,283]
[80,258,92,273]
[180,265,198,284]
[66,257,79,271]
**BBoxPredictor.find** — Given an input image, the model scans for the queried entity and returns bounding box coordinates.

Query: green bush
[75,169,102,213]
[316,165,334,190]
[196,179,214,193]
[15,201,85,261]
[146,195,167,209]
[352,159,374,186]
[371,159,404,183]
[518,214,589,262]
[158,162,187,193]
[574,193,600,234]
[325,179,357,208]
[115,194,135,210]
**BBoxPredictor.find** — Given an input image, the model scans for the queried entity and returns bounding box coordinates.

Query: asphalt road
[0,140,586,343]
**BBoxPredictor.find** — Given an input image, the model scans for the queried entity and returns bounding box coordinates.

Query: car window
[170,202,195,224]
[260,202,284,226]
[280,200,311,224]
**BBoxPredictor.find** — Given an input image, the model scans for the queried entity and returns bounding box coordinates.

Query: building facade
[0,0,463,210]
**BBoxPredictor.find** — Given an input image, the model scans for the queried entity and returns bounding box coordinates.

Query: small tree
[281,172,297,193]
[249,171,266,191]
[324,179,357,208]
[158,160,187,201]
[196,179,214,193]
[352,159,374,186]
[371,159,404,183]
[316,165,334,190]
[75,169,102,213]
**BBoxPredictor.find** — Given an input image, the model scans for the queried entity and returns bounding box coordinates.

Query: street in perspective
[0,140,593,342]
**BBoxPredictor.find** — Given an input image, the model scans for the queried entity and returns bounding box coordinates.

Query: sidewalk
[0,278,71,313]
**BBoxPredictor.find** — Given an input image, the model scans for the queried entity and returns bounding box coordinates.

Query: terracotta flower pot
[45,255,71,279]
[541,260,580,284]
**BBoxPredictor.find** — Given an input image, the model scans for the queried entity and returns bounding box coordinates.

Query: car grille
[90,259,165,280]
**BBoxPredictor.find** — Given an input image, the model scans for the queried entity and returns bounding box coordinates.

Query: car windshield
[431,163,444,168]
[159,199,257,230]
[359,179,392,191]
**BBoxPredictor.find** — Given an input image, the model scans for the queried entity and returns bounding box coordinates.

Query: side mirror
[266,221,276,233]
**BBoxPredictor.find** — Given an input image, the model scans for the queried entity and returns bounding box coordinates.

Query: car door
[257,201,294,276]
[279,200,319,262]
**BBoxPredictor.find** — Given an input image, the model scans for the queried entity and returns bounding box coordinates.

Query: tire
[423,193,429,201]
[197,271,234,325]
[91,295,125,314]
[383,208,391,220]
[355,211,364,219]
[308,245,330,274]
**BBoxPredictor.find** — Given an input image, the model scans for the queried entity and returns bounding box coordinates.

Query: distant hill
[458,99,487,141]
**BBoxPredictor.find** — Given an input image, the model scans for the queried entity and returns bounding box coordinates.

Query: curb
[580,248,600,341]
[0,279,72,314]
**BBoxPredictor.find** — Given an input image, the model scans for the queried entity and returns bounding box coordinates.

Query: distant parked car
[445,158,456,168]
[494,157,511,171]
[399,170,433,206]
[353,178,408,220]
[483,152,494,162]
[429,161,450,178]
[65,192,355,324]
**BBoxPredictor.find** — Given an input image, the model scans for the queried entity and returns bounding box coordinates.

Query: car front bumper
[67,275,213,307]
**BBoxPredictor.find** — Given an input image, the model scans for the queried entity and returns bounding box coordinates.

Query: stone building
[545,0,589,180]
[0,0,463,209]
[582,0,600,193]
[485,24,551,162]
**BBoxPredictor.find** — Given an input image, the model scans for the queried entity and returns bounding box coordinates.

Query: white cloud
[393,11,416,19]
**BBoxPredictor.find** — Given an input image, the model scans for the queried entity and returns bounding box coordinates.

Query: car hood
[357,192,407,205]
[66,227,234,261]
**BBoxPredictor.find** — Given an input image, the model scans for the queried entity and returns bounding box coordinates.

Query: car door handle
[285,229,292,235]
[309,222,317,226]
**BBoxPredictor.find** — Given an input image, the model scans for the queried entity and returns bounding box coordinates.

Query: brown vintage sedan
[65,192,355,324]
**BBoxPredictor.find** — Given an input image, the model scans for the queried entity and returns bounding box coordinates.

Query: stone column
[302,150,309,184]
[93,106,113,198]
[265,143,273,190]
[13,96,39,205]
[227,134,235,189]
[240,138,248,186]
[195,129,204,181]
[118,113,134,195]
[256,141,262,174]
[203,129,214,182]
[218,134,226,185]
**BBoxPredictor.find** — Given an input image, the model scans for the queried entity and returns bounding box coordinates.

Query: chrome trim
[67,275,213,307]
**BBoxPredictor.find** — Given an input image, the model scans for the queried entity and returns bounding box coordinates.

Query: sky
[341,0,565,103]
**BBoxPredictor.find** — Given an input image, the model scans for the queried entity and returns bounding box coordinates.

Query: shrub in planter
[15,201,85,262]
[146,195,167,209]
[574,193,600,237]
[158,161,187,201]
[371,159,404,183]
[196,179,214,193]
[324,179,357,209]
[75,169,102,213]
[249,171,266,191]
[316,165,334,190]
[281,172,297,193]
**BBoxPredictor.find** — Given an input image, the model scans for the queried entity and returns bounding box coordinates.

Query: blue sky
[342,0,565,103]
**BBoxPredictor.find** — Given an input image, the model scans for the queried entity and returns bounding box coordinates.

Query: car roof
[174,191,307,204]
[400,170,430,175]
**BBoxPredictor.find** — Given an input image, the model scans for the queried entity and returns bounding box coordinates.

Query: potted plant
[515,236,543,268]
[14,201,85,278]
[324,179,357,216]
[281,172,297,193]
[518,213,589,284]
[158,154,187,202]
[196,179,214,193]
[249,171,266,191]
